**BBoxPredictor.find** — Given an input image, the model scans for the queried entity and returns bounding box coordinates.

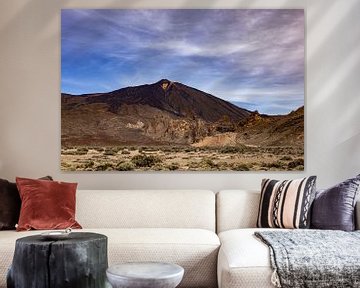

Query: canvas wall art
[61,9,304,171]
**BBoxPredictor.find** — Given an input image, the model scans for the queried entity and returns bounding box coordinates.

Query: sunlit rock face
[61,79,303,148]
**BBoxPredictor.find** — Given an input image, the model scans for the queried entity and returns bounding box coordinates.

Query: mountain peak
[63,80,251,123]
[157,78,171,83]
[157,79,173,91]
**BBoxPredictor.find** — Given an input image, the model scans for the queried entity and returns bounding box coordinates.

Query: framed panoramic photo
[61,9,304,171]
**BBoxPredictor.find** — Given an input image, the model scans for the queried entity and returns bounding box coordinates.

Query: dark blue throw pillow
[311,174,360,231]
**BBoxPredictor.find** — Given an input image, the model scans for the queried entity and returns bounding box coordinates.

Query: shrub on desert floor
[280,155,293,161]
[219,145,246,154]
[262,161,285,169]
[184,147,196,153]
[74,147,89,155]
[104,148,118,156]
[61,150,78,155]
[141,146,159,152]
[288,158,304,169]
[94,162,114,171]
[232,163,251,171]
[131,154,162,168]
[167,163,180,171]
[200,158,218,169]
[116,162,135,171]
[82,160,95,169]
[61,162,74,170]
[94,147,105,152]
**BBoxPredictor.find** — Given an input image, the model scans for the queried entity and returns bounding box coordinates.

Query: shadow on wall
[0,0,67,35]
[308,0,360,105]
[306,0,360,159]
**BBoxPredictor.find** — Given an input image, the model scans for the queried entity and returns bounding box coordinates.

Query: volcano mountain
[61,79,303,147]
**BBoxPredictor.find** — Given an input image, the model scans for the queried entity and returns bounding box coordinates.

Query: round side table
[106,262,184,288]
[7,232,108,288]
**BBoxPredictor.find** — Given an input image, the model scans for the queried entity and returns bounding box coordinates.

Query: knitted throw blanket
[255,230,360,288]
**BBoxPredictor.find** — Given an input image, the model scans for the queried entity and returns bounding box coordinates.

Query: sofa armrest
[356,200,360,230]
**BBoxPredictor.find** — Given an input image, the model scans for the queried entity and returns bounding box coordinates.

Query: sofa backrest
[76,190,216,231]
[217,190,360,232]
[216,190,260,233]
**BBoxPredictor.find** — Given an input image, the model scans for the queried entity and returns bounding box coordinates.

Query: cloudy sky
[61,9,304,114]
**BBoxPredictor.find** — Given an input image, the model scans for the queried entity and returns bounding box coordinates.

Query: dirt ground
[61,145,304,171]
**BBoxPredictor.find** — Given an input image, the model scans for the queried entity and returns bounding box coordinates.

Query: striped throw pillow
[257,176,317,229]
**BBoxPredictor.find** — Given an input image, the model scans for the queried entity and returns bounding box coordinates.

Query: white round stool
[106,262,184,288]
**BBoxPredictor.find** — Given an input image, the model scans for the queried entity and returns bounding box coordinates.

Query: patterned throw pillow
[257,176,317,229]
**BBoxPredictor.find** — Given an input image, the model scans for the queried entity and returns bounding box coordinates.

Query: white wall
[0,0,359,190]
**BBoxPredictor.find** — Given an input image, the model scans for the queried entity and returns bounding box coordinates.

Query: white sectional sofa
[216,190,274,288]
[0,190,219,288]
[1,189,359,288]
[216,190,360,288]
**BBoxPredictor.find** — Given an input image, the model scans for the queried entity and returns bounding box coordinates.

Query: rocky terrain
[61,79,304,171]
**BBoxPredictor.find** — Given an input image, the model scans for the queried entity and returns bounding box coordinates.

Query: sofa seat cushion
[0,228,219,288]
[218,228,281,288]
[102,228,220,288]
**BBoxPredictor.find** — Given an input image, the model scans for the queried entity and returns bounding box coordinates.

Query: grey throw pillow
[311,174,360,231]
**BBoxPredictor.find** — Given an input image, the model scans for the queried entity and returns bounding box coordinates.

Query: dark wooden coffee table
[7,232,108,288]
